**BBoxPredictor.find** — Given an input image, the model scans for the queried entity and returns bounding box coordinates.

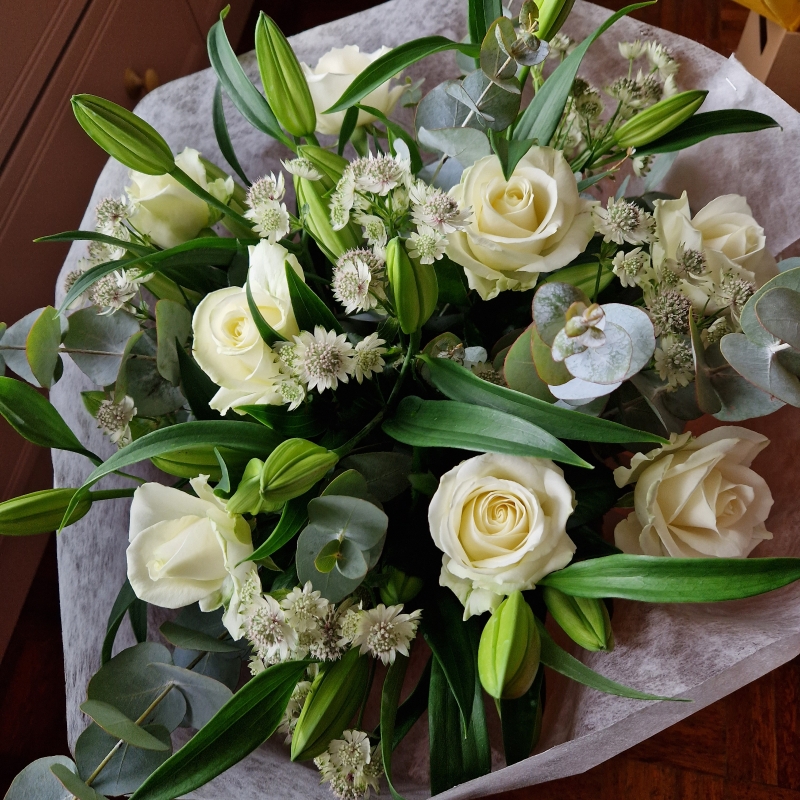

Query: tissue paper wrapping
[49,1,800,797]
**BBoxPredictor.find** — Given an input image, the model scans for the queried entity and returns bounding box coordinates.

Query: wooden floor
[7,1,795,799]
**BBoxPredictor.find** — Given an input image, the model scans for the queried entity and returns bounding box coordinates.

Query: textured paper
[50,1,800,797]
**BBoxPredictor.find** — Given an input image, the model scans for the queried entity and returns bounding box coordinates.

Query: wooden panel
[0,0,88,165]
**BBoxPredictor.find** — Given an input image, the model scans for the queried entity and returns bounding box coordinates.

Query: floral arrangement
[4,1,800,798]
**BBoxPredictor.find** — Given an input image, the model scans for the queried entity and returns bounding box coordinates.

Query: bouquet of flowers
[4,1,800,798]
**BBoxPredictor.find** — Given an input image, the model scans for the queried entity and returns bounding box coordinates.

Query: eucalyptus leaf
[383,396,590,466]
[155,300,192,385]
[564,322,633,385]
[755,286,800,349]
[417,126,491,167]
[147,662,233,729]
[533,282,588,345]
[323,469,373,502]
[504,327,557,399]
[541,261,615,304]
[604,304,655,379]
[740,263,800,346]
[2,308,60,385]
[421,356,666,443]
[539,553,800,601]
[531,326,572,386]
[720,333,800,406]
[4,756,76,800]
[50,764,107,800]
[26,306,63,388]
[159,621,240,653]
[415,81,471,134]
[80,699,171,751]
[629,370,686,435]
[75,723,171,796]
[128,661,308,800]
[63,307,141,386]
[339,451,412,501]
[480,18,519,91]
[123,330,187,416]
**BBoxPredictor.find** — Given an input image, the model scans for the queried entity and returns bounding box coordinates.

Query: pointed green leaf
[381,654,409,800]
[212,82,250,185]
[285,262,343,335]
[159,621,240,653]
[80,699,170,751]
[26,306,63,388]
[50,764,107,800]
[155,300,192,385]
[246,277,286,345]
[36,230,154,257]
[102,578,147,665]
[499,666,544,765]
[243,490,312,563]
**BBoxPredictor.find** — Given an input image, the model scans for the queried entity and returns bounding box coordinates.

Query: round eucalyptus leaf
[740,261,800,346]
[417,126,492,168]
[4,756,76,800]
[532,282,588,345]
[415,81,471,134]
[462,70,521,131]
[121,329,186,416]
[307,495,389,550]
[26,306,63,388]
[603,304,655,379]
[549,376,620,404]
[314,539,342,573]
[755,286,800,350]
[530,326,570,388]
[1,307,66,386]
[565,322,632,385]
[337,538,370,579]
[661,381,703,420]
[80,699,170,751]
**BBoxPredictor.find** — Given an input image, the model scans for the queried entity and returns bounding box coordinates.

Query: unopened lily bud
[296,145,349,191]
[543,586,614,652]
[291,647,370,761]
[260,438,339,505]
[295,176,362,258]
[537,0,576,41]
[255,13,316,137]
[478,591,540,700]
[0,488,92,536]
[71,94,175,175]
[380,566,424,606]
[150,446,251,482]
[614,90,707,149]
[386,237,439,334]
[226,458,266,516]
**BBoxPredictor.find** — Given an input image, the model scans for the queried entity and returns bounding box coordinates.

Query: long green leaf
[159,621,240,653]
[356,104,423,174]
[243,491,311,563]
[285,262,343,335]
[499,666,544,766]
[384,396,591,467]
[246,278,286,345]
[212,82,250,186]
[539,554,800,602]
[175,346,226,421]
[102,578,146,665]
[421,355,665,444]
[381,654,409,800]
[469,0,503,46]
[36,230,154,257]
[635,109,780,155]
[241,404,326,438]
[537,619,681,701]
[392,656,431,749]
[0,377,97,461]
[207,11,293,149]
[325,37,481,113]
[129,661,308,800]
[513,3,654,143]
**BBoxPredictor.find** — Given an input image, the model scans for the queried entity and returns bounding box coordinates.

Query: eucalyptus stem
[0,345,156,360]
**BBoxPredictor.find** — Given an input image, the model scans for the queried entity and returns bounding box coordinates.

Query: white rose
[301,45,404,136]
[192,243,305,414]
[126,476,257,637]
[614,428,773,558]
[429,453,576,619]
[446,148,596,300]
[653,191,777,287]
[127,148,214,249]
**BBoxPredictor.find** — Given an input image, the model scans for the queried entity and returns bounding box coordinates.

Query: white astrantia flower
[336,602,363,648]
[632,154,655,178]
[407,225,447,264]
[410,181,470,234]
[278,680,313,744]
[356,214,388,248]
[96,395,136,446]
[277,378,306,411]
[645,287,692,335]
[245,173,291,242]
[352,603,422,665]
[246,594,297,664]
[329,201,351,232]
[281,157,322,181]
[294,326,356,393]
[662,73,679,97]
[95,195,131,245]
[635,69,663,106]
[703,317,732,346]
[654,335,694,389]
[315,730,382,800]
[612,248,651,288]
[308,603,350,662]
[606,77,645,109]
[619,39,646,59]
[281,581,329,633]
[275,341,301,375]
[549,33,574,55]
[332,258,375,314]
[646,41,679,79]
[248,172,286,204]
[353,334,387,384]
[91,270,142,315]
[592,198,656,246]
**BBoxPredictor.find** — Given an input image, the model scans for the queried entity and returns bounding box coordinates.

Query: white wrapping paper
[50,1,800,797]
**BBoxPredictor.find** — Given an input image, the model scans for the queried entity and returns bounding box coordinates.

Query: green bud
[291,647,370,761]
[543,586,614,652]
[386,237,439,335]
[536,0,576,41]
[71,94,175,175]
[295,176,362,258]
[478,591,540,700]
[260,438,339,505]
[226,458,266,515]
[0,488,92,536]
[255,13,317,138]
[380,566,424,606]
[150,446,250,482]
[614,90,708,149]
[296,145,349,191]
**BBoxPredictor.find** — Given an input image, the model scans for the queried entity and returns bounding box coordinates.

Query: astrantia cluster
[331,249,386,314]
[90,267,151,315]
[592,198,656,246]
[314,730,382,800]
[95,395,136,447]
[245,173,291,242]
[351,603,422,665]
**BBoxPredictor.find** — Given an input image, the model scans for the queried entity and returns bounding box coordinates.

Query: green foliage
[102,578,147,665]
[155,300,192,385]
[4,756,77,800]
[212,82,250,185]
[26,306,62,388]
[499,667,544,766]
[285,262,343,335]
[381,654,410,800]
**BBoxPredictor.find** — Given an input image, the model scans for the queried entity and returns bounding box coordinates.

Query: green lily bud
[260,438,339,505]
[71,94,175,175]
[380,566,424,606]
[295,176,362,258]
[536,0,576,41]
[150,446,250,481]
[226,458,266,516]
[386,237,439,335]
[296,145,348,191]
[614,90,708,149]
[478,591,540,700]
[254,13,316,138]
[543,586,614,652]
[291,647,370,761]
[0,488,92,536]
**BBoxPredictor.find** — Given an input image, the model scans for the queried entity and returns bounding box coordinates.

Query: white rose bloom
[429,453,576,619]
[446,148,595,300]
[248,240,304,339]
[127,148,211,249]
[301,45,404,136]
[614,428,773,558]
[652,191,777,287]
[126,476,257,637]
